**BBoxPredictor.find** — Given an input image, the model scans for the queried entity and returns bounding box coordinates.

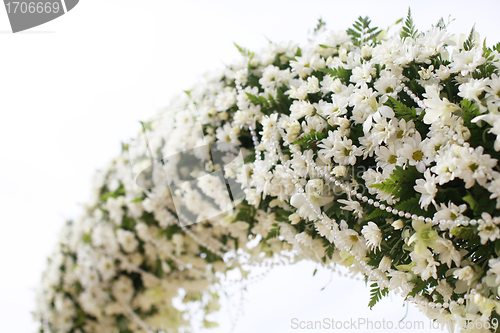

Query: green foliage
[347,16,382,47]
[245,87,291,115]
[463,25,476,51]
[324,244,334,260]
[408,279,431,298]
[371,166,422,202]
[394,197,427,217]
[234,42,254,59]
[368,283,389,309]
[318,67,352,85]
[293,129,329,150]
[245,92,269,108]
[265,225,280,240]
[99,184,125,202]
[385,96,419,121]
[82,233,92,244]
[243,149,256,164]
[475,44,499,79]
[313,17,326,34]
[131,197,143,203]
[460,99,481,124]
[157,222,182,240]
[365,207,392,220]
[233,200,257,232]
[400,8,418,40]
[432,15,455,30]
[450,226,476,240]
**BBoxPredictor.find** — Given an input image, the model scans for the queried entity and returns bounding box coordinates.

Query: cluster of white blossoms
[36,13,500,333]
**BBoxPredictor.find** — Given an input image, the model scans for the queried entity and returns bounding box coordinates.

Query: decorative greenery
[36,11,500,333]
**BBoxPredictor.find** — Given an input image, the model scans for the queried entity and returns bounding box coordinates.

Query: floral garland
[36,11,500,333]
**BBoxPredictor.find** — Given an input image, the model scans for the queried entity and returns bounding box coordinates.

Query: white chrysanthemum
[449,47,486,76]
[414,169,438,210]
[112,275,135,303]
[361,222,382,252]
[116,229,139,253]
[478,213,500,245]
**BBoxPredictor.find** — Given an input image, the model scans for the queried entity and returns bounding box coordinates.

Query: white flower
[318,131,362,166]
[320,76,344,94]
[458,78,487,105]
[105,196,125,225]
[398,132,430,173]
[435,279,453,302]
[472,112,500,151]
[335,229,367,256]
[414,169,438,210]
[338,198,363,219]
[215,123,241,145]
[422,85,461,124]
[434,202,468,230]
[290,100,315,120]
[488,178,500,208]
[488,258,500,285]
[435,65,450,80]
[387,270,413,295]
[350,63,376,85]
[290,179,332,220]
[449,47,486,76]
[375,142,405,174]
[434,237,462,268]
[454,266,476,285]
[379,256,392,272]
[332,165,347,177]
[477,213,500,245]
[97,256,116,281]
[361,222,382,252]
[410,249,439,280]
[116,229,139,253]
[456,146,497,189]
[112,275,135,303]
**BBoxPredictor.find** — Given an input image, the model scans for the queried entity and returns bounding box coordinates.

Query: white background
[0,1,499,332]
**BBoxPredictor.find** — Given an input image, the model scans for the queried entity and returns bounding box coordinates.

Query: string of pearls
[281,111,497,229]
[249,114,481,310]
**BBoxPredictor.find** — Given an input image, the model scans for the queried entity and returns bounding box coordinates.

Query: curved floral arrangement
[36,11,500,333]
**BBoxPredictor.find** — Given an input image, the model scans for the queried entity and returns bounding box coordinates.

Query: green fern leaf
[369,283,389,309]
[400,8,418,40]
[463,25,476,51]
